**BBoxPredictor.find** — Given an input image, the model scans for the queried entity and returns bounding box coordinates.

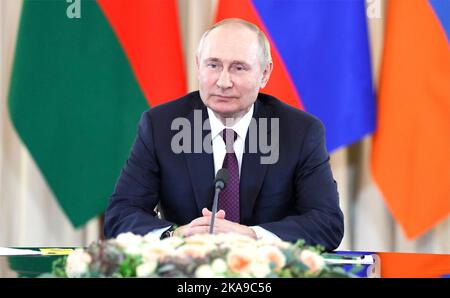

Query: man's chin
[208,103,240,118]
[214,111,238,120]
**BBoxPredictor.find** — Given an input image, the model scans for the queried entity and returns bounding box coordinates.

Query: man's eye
[208,63,217,69]
[233,65,245,71]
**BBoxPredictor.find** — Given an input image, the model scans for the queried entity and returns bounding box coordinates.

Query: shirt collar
[207,104,254,141]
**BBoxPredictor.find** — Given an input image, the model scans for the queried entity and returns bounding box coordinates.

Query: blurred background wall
[1,1,449,277]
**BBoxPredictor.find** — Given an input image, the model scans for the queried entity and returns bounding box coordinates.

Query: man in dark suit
[104,19,344,250]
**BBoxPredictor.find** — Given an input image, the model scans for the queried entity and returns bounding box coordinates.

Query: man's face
[197,25,272,120]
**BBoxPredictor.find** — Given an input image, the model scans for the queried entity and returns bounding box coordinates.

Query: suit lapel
[240,98,272,224]
[184,96,215,215]
[183,93,274,220]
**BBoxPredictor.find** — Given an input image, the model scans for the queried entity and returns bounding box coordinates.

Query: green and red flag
[8,0,186,227]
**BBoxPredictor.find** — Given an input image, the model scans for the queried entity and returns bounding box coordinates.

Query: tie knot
[222,129,237,152]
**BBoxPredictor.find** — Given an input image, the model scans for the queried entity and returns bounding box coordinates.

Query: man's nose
[216,69,233,89]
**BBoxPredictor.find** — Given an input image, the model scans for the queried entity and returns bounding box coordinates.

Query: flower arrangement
[52,232,352,278]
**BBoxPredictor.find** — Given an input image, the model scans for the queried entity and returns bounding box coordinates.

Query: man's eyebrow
[205,57,220,62]
[230,60,250,66]
[204,58,250,66]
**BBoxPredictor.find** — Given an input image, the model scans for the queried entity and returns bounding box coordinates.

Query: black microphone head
[214,168,229,190]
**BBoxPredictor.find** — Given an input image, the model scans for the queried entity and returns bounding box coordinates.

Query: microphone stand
[210,182,223,234]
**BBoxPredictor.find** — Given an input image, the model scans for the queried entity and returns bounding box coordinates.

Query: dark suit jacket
[104,91,344,250]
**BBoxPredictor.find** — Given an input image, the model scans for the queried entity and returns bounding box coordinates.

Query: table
[1,248,449,278]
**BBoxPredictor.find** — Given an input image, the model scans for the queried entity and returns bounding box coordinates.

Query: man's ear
[260,62,273,89]
[195,55,200,78]
[195,56,200,71]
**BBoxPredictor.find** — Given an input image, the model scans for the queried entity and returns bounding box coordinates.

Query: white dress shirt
[153,104,280,241]
[207,104,253,176]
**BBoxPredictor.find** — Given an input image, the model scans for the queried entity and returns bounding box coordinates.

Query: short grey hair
[196,18,273,69]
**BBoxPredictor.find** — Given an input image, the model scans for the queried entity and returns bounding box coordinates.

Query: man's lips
[211,94,237,101]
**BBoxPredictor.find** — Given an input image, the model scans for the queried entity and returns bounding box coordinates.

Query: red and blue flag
[217,0,375,151]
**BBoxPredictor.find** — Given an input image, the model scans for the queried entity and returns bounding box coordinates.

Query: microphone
[210,168,229,234]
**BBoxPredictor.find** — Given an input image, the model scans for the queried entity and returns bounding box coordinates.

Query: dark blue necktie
[218,129,240,223]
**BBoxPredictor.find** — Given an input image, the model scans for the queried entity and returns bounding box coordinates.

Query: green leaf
[52,256,68,278]
[118,255,142,277]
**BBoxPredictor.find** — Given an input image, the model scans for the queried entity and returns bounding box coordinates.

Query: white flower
[213,234,257,253]
[256,238,290,249]
[230,234,257,245]
[114,232,143,255]
[184,234,215,246]
[174,244,214,258]
[65,249,92,278]
[249,261,271,278]
[211,258,227,274]
[115,232,143,246]
[300,250,325,273]
[195,264,215,278]
[215,233,255,246]
[160,236,184,248]
[136,261,157,277]
[141,242,176,262]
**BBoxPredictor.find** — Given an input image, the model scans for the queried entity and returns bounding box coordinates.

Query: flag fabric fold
[372,0,450,239]
[8,0,186,227]
[216,0,376,152]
